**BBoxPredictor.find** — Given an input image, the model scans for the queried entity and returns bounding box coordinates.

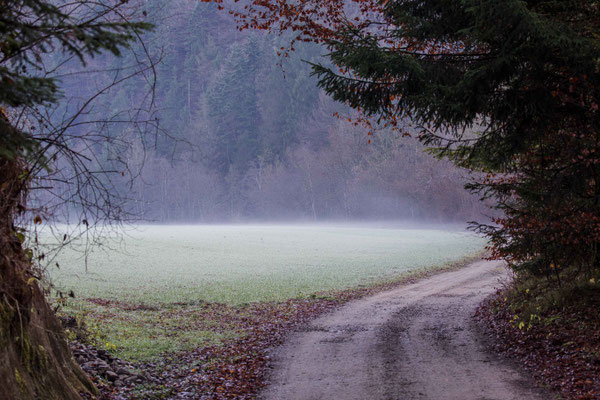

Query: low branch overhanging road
[260,260,554,400]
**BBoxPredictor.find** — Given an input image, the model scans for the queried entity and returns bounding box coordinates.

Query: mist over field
[33,0,492,307]
[47,224,486,305]
[22,0,497,317]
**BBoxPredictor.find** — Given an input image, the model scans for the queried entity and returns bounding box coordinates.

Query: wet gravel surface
[260,261,556,400]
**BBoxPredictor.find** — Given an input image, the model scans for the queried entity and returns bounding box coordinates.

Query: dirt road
[260,260,553,400]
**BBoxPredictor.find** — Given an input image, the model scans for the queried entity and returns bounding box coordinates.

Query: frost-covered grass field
[45,224,486,362]
[49,224,486,305]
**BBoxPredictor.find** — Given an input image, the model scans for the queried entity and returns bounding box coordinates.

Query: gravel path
[260,260,554,400]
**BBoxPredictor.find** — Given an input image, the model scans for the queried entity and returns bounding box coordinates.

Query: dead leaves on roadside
[91,262,472,399]
[476,291,600,400]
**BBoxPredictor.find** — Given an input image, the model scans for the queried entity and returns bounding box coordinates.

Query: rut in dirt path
[260,260,554,400]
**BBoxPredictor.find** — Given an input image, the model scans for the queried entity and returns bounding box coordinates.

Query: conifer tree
[213,0,600,282]
[207,40,262,174]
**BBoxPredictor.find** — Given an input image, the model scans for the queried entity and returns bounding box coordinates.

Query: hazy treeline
[47,0,486,223]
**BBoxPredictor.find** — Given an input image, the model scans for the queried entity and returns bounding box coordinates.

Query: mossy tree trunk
[0,125,97,399]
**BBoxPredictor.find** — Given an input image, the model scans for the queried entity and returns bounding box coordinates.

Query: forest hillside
[43,0,483,223]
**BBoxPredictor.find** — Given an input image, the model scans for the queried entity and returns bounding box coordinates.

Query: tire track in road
[260,261,554,400]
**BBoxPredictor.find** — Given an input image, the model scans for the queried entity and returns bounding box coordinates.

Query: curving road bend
[260,260,554,400]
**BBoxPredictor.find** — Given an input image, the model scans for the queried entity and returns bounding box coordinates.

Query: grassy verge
[56,252,483,399]
[476,270,600,400]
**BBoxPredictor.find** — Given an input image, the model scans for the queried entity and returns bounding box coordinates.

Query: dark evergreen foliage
[311,0,600,279]
[207,40,262,174]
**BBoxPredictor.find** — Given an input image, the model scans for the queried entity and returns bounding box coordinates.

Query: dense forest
[37,0,484,223]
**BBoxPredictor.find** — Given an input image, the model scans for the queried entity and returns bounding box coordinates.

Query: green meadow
[45,224,486,361]
[48,224,486,305]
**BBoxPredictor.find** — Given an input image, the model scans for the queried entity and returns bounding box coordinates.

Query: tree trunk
[0,128,97,399]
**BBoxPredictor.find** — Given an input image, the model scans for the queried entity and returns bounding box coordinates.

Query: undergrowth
[478,268,600,399]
